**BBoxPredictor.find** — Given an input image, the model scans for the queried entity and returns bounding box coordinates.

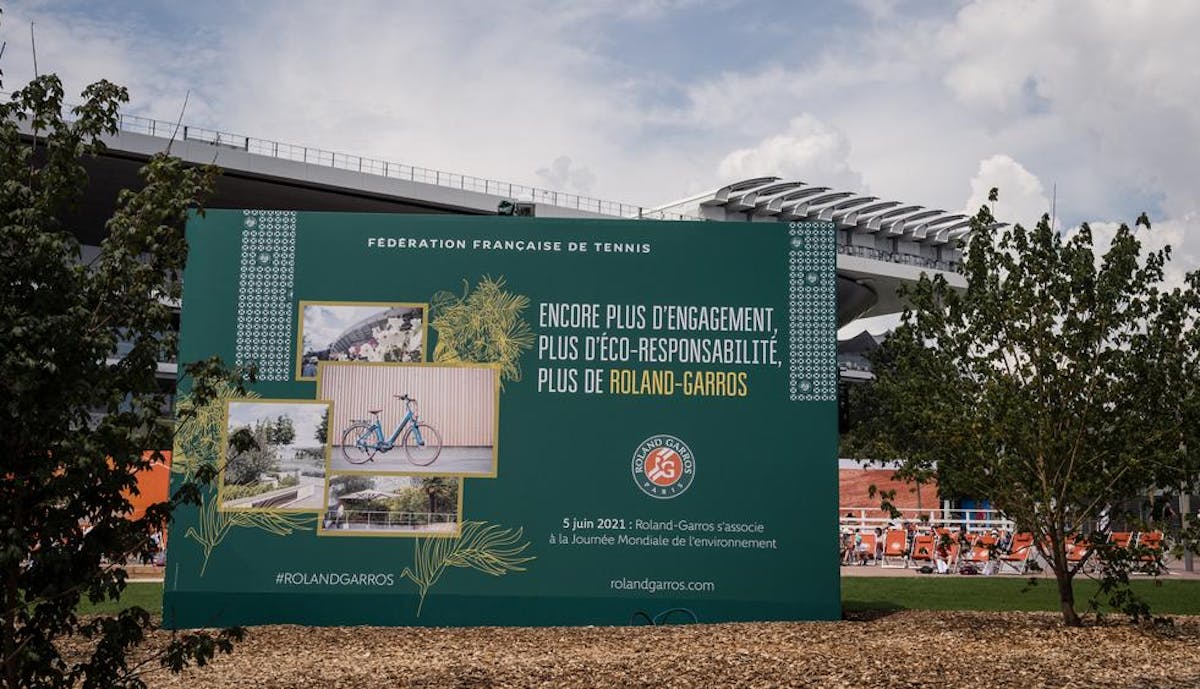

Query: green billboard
[164,210,839,627]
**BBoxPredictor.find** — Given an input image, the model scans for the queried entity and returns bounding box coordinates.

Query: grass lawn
[77,582,165,616]
[842,576,1200,616]
[92,577,1200,618]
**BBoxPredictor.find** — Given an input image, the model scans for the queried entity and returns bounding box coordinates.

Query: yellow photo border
[317,473,464,539]
[315,360,501,479]
[217,398,334,514]
[295,300,430,381]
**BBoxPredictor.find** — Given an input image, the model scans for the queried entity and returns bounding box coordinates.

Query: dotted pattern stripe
[788,222,837,402]
[234,210,296,381]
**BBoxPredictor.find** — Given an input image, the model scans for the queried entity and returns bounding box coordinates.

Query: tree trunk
[1055,569,1082,626]
[4,564,18,689]
[4,496,23,689]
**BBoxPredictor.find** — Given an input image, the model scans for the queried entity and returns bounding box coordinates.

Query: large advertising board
[164,210,839,627]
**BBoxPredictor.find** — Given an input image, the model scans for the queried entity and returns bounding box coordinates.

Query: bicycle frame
[361,400,428,448]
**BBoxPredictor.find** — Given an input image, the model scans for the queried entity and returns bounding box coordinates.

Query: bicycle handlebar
[394,394,416,402]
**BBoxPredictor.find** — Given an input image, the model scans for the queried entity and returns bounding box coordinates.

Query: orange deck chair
[998,532,1037,574]
[1064,535,1092,572]
[881,529,908,567]
[856,531,879,565]
[909,533,936,568]
[1109,531,1134,549]
[964,541,993,574]
[1134,531,1166,573]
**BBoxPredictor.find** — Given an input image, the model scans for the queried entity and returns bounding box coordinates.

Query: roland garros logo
[631,435,695,499]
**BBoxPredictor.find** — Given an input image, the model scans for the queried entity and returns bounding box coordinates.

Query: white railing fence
[839,506,1015,533]
[326,509,457,530]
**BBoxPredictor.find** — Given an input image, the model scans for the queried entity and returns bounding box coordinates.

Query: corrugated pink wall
[321,364,497,447]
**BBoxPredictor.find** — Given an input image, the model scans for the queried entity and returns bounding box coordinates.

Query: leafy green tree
[223,423,279,485]
[388,488,429,516]
[854,191,1200,626]
[265,415,295,446]
[315,408,328,445]
[420,478,458,515]
[0,63,245,686]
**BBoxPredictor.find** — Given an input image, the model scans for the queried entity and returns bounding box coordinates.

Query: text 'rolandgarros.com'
[610,578,716,594]
[275,572,395,587]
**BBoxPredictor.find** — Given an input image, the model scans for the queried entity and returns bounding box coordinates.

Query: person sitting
[998,529,1012,551]
[839,530,854,565]
[935,536,952,574]
[856,534,871,566]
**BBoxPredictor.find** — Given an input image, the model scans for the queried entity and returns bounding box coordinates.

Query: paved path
[330,445,494,475]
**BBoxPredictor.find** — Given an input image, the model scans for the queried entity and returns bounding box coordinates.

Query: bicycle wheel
[403,423,442,466]
[341,423,379,464]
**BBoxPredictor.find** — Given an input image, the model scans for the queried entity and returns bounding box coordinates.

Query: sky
[302,304,392,351]
[228,401,326,448]
[2,1,1198,334]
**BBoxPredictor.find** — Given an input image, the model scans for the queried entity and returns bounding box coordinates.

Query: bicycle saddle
[368,409,382,414]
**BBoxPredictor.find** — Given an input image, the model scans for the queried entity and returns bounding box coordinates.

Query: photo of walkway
[219,400,330,511]
[320,474,460,536]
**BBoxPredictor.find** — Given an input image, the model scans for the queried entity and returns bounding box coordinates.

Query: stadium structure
[32,111,973,430]
[59,111,970,322]
[310,306,423,365]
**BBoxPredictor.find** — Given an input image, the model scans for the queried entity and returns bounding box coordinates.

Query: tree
[0,64,244,687]
[265,415,295,446]
[420,478,457,515]
[855,192,1200,626]
[223,423,279,485]
[315,408,328,445]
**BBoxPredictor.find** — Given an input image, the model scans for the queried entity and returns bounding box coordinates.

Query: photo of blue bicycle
[340,394,443,466]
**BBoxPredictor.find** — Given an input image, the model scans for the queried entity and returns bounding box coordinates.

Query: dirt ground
[119,610,1200,688]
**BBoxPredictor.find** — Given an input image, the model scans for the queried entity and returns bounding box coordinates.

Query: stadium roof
[649,176,977,245]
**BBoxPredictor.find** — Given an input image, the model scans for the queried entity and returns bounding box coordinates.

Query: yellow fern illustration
[185,495,316,575]
[172,381,257,480]
[400,521,535,615]
[430,276,534,388]
[173,382,315,574]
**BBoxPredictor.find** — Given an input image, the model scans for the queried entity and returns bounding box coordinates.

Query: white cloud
[1085,214,1198,292]
[716,115,865,191]
[935,1,1200,218]
[2,0,1199,297]
[0,5,219,124]
[536,156,597,194]
[963,154,1051,227]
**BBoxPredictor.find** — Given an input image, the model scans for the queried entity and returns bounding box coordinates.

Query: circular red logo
[632,435,695,499]
[644,447,682,487]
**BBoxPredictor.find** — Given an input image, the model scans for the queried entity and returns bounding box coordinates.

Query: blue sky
[3,0,1197,299]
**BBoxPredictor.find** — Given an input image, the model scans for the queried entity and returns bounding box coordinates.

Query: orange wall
[124,451,171,520]
[839,468,937,517]
[124,452,171,549]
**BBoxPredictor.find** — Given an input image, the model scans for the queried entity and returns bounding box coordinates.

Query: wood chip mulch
[120,611,1200,688]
